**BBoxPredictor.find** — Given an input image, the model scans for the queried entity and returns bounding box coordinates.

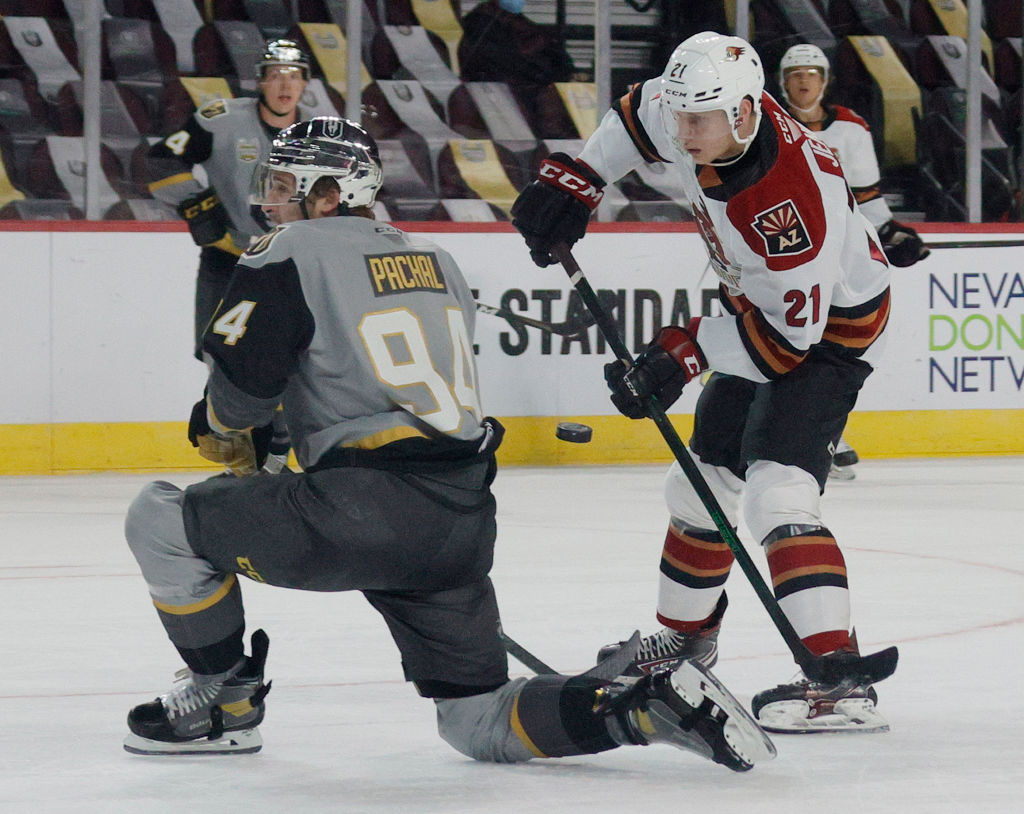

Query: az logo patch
[751,200,812,256]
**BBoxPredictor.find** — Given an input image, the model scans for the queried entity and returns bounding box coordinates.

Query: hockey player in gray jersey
[121,116,775,771]
[146,39,313,356]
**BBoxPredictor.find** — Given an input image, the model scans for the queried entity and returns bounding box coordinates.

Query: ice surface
[1,458,1022,813]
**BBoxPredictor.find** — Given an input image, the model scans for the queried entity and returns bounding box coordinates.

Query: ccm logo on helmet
[538,159,604,209]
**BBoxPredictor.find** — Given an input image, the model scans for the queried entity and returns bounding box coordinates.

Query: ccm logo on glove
[538,157,605,209]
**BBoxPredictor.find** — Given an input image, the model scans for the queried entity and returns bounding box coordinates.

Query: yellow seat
[178,76,234,108]
[446,139,519,216]
[299,22,374,99]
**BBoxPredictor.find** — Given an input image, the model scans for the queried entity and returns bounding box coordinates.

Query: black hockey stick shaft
[499,631,559,675]
[925,239,1024,250]
[554,244,897,685]
[476,301,594,337]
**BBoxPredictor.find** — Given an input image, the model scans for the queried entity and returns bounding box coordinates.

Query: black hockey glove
[511,153,605,267]
[177,187,232,248]
[188,397,273,475]
[605,321,707,419]
[878,220,930,267]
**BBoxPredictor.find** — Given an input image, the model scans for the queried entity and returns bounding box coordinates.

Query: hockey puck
[555,422,593,443]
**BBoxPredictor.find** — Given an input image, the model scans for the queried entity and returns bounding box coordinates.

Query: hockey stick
[498,630,559,675]
[925,239,1024,250]
[476,301,595,337]
[553,244,898,686]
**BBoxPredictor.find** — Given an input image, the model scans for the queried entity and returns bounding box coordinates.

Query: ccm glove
[188,397,273,476]
[177,187,232,248]
[605,320,707,419]
[878,219,930,267]
[511,153,605,267]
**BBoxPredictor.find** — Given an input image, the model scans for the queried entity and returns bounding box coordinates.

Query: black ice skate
[751,672,887,734]
[124,629,271,755]
[598,661,776,772]
[596,595,726,678]
[828,438,859,481]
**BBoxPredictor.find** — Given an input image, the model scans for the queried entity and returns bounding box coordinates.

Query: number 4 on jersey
[212,300,257,345]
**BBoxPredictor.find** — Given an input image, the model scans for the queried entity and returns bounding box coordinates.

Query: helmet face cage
[257,39,311,81]
[250,117,383,210]
[779,44,830,109]
[659,32,765,162]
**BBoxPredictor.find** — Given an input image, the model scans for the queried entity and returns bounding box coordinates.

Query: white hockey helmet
[257,38,311,81]
[250,116,383,211]
[659,32,765,163]
[779,44,830,110]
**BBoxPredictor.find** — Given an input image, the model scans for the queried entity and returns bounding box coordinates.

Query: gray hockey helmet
[250,116,383,210]
[257,38,311,80]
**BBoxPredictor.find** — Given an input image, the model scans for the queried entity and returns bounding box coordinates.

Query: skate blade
[757,699,890,734]
[670,663,777,766]
[123,727,263,755]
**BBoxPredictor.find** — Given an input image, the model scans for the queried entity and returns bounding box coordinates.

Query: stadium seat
[103,17,179,122]
[526,82,600,140]
[826,0,922,74]
[24,136,124,213]
[833,35,923,168]
[751,0,836,79]
[106,196,179,220]
[376,136,435,201]
[177,75,235,107]
[150,0,205,74]
[0,143,26,208]
[297,21,373,98]
[242,0,296,38]
[299,77,345,116]
[211,19,266,92]
[376,25,459,107]
[436,138,521,216]
[994,37,1022,93]
[448,82,537,177]
[317,0,378,66]
[374,79,459,187]
[67,80,149,187]
[0,78,55,188]
[440,198,504,221]
[2,17,80,104]
[909,0,994,70]
[0,198,83,219]
[985,0,1023,39]
[409,0,462,75]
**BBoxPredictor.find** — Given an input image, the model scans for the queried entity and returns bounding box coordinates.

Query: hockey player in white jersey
[121,116,775,771]
[779,42,929,479]
[511,32,895,733]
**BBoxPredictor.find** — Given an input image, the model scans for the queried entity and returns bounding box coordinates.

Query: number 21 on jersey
[359,307,482,434]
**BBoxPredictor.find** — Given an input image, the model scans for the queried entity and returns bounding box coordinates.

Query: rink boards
[1,221,1021,473]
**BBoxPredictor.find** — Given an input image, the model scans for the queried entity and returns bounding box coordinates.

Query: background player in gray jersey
[120,116,775,772]
[146,39,313,356]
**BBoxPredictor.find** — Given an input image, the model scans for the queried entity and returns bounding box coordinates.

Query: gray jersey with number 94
[201,216,486,469]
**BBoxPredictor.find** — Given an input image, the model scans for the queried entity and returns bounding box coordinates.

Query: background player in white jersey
[120,116,775,771]
[511,32,895,733]
[146,38,313,471]
[779,42,929,479]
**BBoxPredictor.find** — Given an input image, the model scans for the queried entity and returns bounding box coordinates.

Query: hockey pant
[658,451,853,655]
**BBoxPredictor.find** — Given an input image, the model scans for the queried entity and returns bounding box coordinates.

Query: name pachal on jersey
[366,252,448,297]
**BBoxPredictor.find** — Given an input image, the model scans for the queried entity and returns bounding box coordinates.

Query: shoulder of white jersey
[612,77,671,163]
[727,93,851,271]
[830,105,871,132]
